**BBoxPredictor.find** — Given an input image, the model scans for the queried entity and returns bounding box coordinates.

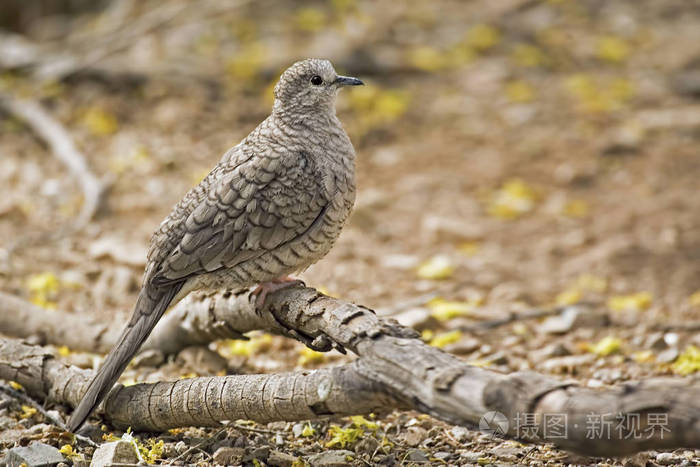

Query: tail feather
[67,283,182,432]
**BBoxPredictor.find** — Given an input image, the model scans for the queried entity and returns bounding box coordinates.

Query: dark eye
[310,75,323,85]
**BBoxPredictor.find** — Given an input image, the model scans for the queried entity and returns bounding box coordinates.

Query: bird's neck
[270,106,343,141]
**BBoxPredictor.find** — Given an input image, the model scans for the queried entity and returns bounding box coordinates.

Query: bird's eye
[310,75,323,85]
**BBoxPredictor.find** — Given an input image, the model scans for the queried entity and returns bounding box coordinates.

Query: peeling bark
[0,338,402,431]
[1,287,699,456]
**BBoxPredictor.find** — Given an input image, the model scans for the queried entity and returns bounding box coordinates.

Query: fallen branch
[0,92,106,226]
[1,287,699,456]
[0,338,402,431]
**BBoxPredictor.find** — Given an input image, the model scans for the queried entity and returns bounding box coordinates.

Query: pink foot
[252,276,305,308]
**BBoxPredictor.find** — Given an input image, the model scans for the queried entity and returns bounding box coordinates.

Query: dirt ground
[1,0,700,465]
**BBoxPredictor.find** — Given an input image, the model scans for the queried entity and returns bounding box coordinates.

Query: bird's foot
[252,276,305,308]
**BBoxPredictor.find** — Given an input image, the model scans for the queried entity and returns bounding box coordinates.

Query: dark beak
[335,75,364,86]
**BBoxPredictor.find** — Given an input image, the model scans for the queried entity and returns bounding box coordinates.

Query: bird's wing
[149,150,327,286]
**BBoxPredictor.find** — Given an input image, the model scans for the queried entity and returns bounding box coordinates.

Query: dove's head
[273,58,363,114]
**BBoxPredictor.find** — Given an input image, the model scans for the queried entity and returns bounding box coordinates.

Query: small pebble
[656,452,681,465]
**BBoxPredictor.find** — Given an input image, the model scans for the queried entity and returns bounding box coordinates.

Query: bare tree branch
[0,338,403,431]
[1,287,699,456]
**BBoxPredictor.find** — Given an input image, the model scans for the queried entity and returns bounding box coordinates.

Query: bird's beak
[334,75,364,86]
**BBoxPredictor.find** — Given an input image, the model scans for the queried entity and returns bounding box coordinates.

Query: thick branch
[1,287,699,456]
[0,338,402,431]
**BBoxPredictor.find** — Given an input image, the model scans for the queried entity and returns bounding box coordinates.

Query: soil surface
[1,0,700,465]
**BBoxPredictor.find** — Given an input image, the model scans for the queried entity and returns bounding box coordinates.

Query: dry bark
[0,338,401,432]
[1,286,699,456]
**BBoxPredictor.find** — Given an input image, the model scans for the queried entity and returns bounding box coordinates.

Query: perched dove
[68,58,362,431]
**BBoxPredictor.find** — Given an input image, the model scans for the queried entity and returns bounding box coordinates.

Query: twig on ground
[0,92,106,226]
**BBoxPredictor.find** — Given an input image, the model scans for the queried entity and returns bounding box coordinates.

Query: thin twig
[166,428,226,465]
[0,92,105,225]
[231,420,286,436]
[458,303,599,334]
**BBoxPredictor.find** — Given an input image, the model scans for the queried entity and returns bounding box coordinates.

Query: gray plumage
[67,59,361,432]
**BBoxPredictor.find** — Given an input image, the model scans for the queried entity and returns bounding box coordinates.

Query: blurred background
[1,0,700,461]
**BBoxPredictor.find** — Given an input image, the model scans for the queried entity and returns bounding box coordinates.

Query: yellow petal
[588,336,623,356]
[555,288,582,306]
[298,347,326,366]
[597,36,630,63]
[417,255,454,280]
[607,292,652,312]
[466,24,500,51]
[428,298,477,321]
[429,330,462,348]
[689,290,700,307]
[672,346,700,375]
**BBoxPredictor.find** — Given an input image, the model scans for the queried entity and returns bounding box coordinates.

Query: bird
[67,58,363,432]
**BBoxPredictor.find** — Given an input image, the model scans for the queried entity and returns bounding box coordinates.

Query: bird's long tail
[67,283,183,432]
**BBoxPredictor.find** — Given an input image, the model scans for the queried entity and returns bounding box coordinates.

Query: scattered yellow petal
[298,347,326,367]
[466,24,500,52]
[632,350,655,364]
[597,36,630,63]
[9,381,23,391]
[224,334,273,357]
[564,74,635,113]
[81,107,118,135]
[350,415,378,430]
[505,80,535,103]
[511,44,547,67]
[57,345,71,357]
[27,272,59,295]
[688,290,700,307]
[575,274,607,293]
[429,330,462,348]
[457,241,480,256]
[301,423,316,437]
[59,445,75,457]
[326,425,363,448]
[138,439,164,464]
[588,336,623,356]
[295,7,326,32]
[561,199,589,218]
[416,255,454,280]
[179,372,198,379]
[348,86,410,129]
[607,292,652,312]
[672,345,700,375]
[421,329,434,342]
[26,272,60,309]
[555,288,582,306]
[487,179,538,219]
[20,405,37,419]
[427,298,479,321]
[408,46,446,72]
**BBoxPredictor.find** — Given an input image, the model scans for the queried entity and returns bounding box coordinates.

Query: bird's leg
[252,276,305,308]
